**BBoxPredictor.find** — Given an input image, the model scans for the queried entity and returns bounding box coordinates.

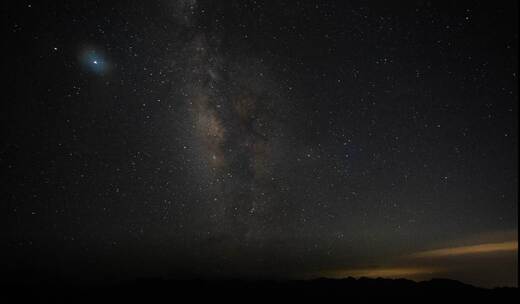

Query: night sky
[4,0,518,288]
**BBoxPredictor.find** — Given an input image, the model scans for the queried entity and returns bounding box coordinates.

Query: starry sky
[4,0,518,288]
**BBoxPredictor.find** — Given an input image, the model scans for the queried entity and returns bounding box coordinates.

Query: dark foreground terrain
[5,277,517,302]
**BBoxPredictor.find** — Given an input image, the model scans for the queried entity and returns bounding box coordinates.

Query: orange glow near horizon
[319,267,439,280]
[411,241,518,258]
[315,240,518,282]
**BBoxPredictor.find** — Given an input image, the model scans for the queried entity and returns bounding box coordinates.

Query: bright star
[80,48,108,74]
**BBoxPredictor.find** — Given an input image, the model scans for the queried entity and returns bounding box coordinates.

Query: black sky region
[4,0,518,288]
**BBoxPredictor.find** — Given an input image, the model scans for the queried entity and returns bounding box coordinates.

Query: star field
[4,0,518,287]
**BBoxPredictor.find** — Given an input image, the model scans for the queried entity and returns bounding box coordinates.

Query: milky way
[180,36,288,248]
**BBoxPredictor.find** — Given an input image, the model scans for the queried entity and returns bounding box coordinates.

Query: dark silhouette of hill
[5,277,517,302]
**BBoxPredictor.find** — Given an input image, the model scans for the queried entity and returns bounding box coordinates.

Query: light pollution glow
[319,267,439,279]
[316,240,518,281]
[410,241,518,258]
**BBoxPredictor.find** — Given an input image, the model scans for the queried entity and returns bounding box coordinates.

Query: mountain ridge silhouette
[6,276,517,302]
